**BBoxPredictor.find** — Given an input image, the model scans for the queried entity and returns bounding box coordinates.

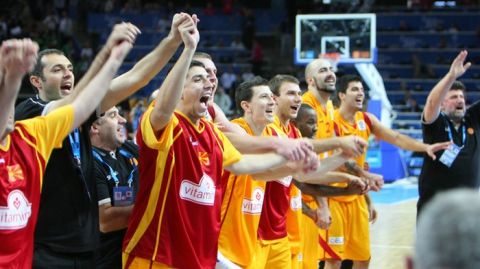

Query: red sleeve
[207,104,216,120]
[333,122,340,136]
[362,112,372,130]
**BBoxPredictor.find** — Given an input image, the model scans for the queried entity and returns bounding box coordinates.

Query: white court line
[371,244,413,249]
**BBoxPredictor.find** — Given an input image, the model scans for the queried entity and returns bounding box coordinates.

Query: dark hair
[333,74,363,106]
[295,103,315,122]
[30,49,65,79]
[268,74,299,96]
[193,52,212,60]
[451,81,466,92]
[234,76,269,116]
[190,60,205,69]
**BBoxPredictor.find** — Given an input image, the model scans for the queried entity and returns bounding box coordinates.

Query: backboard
[295,13,376,65]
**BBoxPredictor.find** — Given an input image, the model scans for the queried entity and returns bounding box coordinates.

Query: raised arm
[368,112,450,159]
[102,13,195,111]
[423,50,471,123]
[71,41,132,129]
[44,22,141,115]
[150,15,199,131]
[0,39,38,137]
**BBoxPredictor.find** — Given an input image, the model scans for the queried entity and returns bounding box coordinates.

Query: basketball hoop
[320,52,341,72]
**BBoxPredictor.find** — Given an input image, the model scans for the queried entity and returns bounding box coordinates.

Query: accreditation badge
[439,144,462,168]
[113,186,135,206]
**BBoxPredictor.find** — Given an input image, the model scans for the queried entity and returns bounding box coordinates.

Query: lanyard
[68,128,81,166]
[92,148,137,187]
[68,129,91,201]
[443,113,466,148]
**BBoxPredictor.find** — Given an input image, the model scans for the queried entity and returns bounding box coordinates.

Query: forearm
[104,36,180,110]
[251,162,298,181]
[72,49,125,128]
[302,201,317,221]
[0,72,23,134]
[294,180,355,197]
[225,133,278,154]
[76,45,110,97]
[344,160,364,177]
[311,137,341,154]
[424,72,456,122]
[151,47,195,130]
[227,153,287,175]
[295,153,348,183]
[395,132,428,152]
[99,204,134,233]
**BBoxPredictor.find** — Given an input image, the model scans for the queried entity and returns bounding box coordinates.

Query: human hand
[106,22,140,51]
[169,13,198,44]
[315,206,332,229]
[363,170,384,192]
[338,136,367,158]
[0,38,39,78]
[178,14,199,49]
[426,140,452,160]
[448,50,471,79]
[275,138,314,162]
[108,41,133,69]
[346,174,369,193]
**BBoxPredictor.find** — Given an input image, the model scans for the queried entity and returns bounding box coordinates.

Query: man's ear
[29,75,42,90]
[240,100,250,114]
[90,122,101,135]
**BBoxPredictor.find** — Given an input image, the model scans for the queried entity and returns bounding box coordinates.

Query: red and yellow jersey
[301,91,335,203]
[257,116,301,241]
[123,107,242,269]
[302,91,335,142]
[0,105,74,269]
[218,118,272,267]
[286,184,303,254]
[331,110,372,202]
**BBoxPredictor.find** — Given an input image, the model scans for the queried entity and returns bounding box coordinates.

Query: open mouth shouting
[60,82,73,95]
[199,94,211,110]
[290,105,300,114]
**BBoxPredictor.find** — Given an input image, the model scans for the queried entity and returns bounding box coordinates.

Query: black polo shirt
[15,96,99,253]
[418,100,480,214]
[94,141,138,269]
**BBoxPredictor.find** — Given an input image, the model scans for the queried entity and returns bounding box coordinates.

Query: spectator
[203,1,216,16]
[220,66,237,92]
[230,36,246,50]
[418,50,479,215]
[214,86,233,116]
[412,54,435,78]
[251,38,263,75]
[90,106,139,269]
[59,10,74,39]
[407,189,480,269]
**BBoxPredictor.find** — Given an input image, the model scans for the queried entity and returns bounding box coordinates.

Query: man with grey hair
[407,188,480,269]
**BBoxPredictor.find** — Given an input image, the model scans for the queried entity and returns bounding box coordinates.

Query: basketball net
[319,52,341,72]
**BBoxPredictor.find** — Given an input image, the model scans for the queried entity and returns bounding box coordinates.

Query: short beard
[314,78,335,93]
[445,111,465,124]
[319,87,335,93]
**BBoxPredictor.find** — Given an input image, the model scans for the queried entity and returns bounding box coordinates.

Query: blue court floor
[370,179,419,204]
